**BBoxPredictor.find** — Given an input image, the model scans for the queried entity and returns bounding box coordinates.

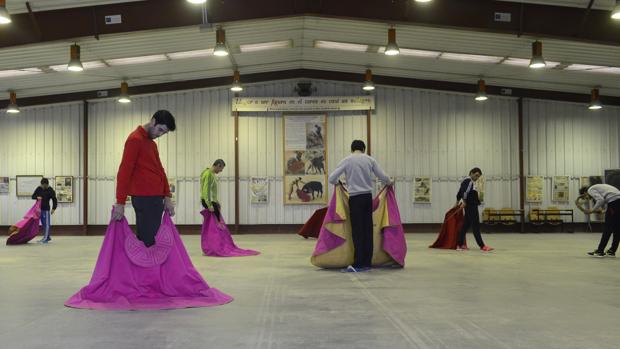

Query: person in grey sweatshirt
[328,140,392,272]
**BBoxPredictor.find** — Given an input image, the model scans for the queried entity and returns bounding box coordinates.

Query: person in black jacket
[31,178,57,243]
[455,168,494,252]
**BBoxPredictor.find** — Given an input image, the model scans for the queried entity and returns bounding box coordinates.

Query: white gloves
[164,197,175,217]
[111,203,125,221]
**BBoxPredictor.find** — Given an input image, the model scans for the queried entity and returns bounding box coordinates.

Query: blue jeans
[40,210,51,241]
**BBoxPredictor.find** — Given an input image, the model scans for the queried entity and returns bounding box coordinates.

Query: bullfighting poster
[414,177,431,203]
[552,175,569,202]
[283,114,328,205]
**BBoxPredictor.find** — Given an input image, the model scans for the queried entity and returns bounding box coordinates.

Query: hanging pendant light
[67,44,84,72]
[118,81,131,103]
[362,69,375,91]
[612,1,620,19]
[6,91,20,114]
[529,41,546,69]
[213,27,229,57]
[475,79,488,101]
[588,88,602,110]
[384,28,400,56]
[0,0,11,25]
[230,70,243,92]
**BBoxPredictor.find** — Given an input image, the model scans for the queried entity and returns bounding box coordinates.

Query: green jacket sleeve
[200,169,217,207]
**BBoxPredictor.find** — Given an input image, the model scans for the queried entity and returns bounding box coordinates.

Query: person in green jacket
[201,159,226,227]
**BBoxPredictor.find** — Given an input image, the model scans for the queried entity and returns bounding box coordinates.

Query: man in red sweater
[112,110,176,247]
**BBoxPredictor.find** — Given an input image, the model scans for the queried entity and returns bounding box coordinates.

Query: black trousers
[201,200,221,221]
[349,193,373,268]
[597,200,620,253]
[131,196,164,247]
[457,206,486,248]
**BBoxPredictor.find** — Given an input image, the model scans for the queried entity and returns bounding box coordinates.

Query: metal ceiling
[2,14,620,99]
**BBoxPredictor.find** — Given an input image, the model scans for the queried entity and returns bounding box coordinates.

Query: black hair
[41,178,49,185]
[469,167,482,175]
[152,110,176,131]
[351,140,366,152]
[579,186,590,196]
[213,159,226,167]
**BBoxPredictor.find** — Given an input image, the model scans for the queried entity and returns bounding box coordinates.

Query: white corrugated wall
[373,87,520,223]
[3,80,523,226]
[0,102,83,225]
[88,89,235,225]
[523,98,620,222]
[239,80,520,224]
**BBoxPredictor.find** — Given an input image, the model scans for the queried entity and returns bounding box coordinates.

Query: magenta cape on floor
[201,210,260,257]
[65,212,233,311]
[6,201,42,245]
[311,186,407,268]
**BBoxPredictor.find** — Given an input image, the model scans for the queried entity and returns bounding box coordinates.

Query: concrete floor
[0,233,619,349]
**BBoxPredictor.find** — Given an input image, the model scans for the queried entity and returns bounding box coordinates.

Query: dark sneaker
[587,250,605,257]
[605,250,616,257]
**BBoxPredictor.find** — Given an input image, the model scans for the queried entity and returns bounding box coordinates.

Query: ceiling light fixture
[240,40,291,53]
[49,60,106,72]
[187,0,207,4]
[0,0,11,24]
[230,70,243,92]
[440,52,503,63]
[384,28,400,56]
[0,68,43,78]
[475,79,488,101]
[588,88,602,110]
[118,81,131,104]
[362,69,375,91]
[167,49,213,60]
[214,27,229,57]
[612,1,620,19]
[529,41,546,69]
[377,47,440,57]
[314,40,368,52]
[6,91,20,114]
[67,44,84,72]
[106,54,168,66]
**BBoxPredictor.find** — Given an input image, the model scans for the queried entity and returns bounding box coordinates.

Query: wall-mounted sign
[232,96,375,112]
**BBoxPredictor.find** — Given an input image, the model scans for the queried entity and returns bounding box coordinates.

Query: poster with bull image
[283,114,328,205]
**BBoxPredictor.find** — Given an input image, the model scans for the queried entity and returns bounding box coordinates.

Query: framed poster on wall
[250,177,269,204]
[413,177,432,203]
[168,177,177,205]
[0,177,8,194]
[580,176,603,188]
[526,176,543,203]
[283,114,328,205]
[552,176,569,202]
[16,175,43,197]
[55,176,74,203]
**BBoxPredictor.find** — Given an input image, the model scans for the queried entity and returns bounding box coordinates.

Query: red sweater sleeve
[116,137,141,204]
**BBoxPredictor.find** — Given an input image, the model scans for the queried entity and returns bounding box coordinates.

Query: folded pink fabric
[201,210,260,257]
[6,201,42,245]
[65,212,233,310]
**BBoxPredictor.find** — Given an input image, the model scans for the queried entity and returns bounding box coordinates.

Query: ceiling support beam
[1,68,617,109]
